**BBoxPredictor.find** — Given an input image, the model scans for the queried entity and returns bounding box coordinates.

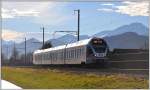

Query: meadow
[2,66,149,89]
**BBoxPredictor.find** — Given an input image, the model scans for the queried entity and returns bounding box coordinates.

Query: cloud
[2,2,54,18]
[2,29,25,41]
[101,3,114,6]
[2,2,70,25]
[97,8,114,12]
[2,8,40,18]
[116,1,149,16]
[97,1,149,16]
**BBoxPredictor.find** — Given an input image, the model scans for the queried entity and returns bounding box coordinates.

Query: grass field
[2,66,149,89]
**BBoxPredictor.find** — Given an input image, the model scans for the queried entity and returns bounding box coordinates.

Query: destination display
[92,39,103,44]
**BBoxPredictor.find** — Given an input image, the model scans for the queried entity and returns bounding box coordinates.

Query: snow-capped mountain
[16,38,42,54]
[94,22,148,37]
[2,22,149,59]
[2,38,42,58]
[47,34,89,46]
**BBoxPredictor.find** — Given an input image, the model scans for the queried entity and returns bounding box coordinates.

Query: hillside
[94,23,148,37]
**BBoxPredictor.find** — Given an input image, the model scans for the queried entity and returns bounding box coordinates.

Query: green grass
[2,66,149,89]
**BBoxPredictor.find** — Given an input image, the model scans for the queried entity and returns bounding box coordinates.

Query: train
[33,37,109,65]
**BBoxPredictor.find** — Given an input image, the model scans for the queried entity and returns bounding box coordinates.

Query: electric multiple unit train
[33,37,109,65]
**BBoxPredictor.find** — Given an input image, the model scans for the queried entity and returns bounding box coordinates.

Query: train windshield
[91,38,107,53]
[93,46,106,53]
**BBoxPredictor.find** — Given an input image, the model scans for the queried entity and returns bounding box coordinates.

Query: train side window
[80,48,82,55]
[51,53,52,60]
[76,49,78,58]
[47,53,48,60]
[68,51,70,59]
[79,49,81,56]
[56,52,58,60]
[59,52,60,60]
[38,55,40,60]
[52,52,54,60]
[37,55,39,60]
[35,54,37,60]
[72,50,74,58]
[70,50,71,59]
[48,53,50,59]
[55,52,57,60]
[46,53,48,60]
[54,53,56,60]
[77,49,79,58]
[71,50,73,58]
[41,54,43,60]
[69,50,70,59]
[40,54,41,60]
[73,50,74,59]
[81,48,83,55]
[67,50,69,59]
[74,49,75,59]
[71,50,72,59]
[81,48,84,55]
[51,53,53,60]
[54,53,55,60]
[49,53,51,60]
[43,54,45,60]
[44,53,46,60]
[47,53,49,60]
[55,52,56,60]
[77,49,80,58]
[40,54,42,60]
[39,55,40,60]
[74,48,76,58]
[66,50,67,59]
[44,53,47,60]
[42,53,45,60]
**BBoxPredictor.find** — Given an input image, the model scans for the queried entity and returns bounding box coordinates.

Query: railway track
[6,50,149,78]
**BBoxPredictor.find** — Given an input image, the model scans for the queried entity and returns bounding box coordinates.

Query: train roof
[34,37,101,54]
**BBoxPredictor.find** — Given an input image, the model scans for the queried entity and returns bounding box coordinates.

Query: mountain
[2,40,14,46]
[16,38,42,54]
[1,22,149,58]
[94,22,149,37]
[48,34,89,47]
[104,32,149,51]
[2,38,42,59]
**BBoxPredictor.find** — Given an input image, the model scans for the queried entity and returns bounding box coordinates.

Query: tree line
[2,41,52,66]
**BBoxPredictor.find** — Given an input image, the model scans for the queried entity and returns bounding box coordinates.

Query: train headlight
[95,53,99,57]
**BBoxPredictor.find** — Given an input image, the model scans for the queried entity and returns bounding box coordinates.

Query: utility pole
[6,45,8,60]
[25,37,27,64]
[74,9,80,41]
[41,27,45,46]
[14,42,16,61]
[1,38,2,62]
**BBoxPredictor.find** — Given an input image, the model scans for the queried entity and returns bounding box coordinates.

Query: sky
[2,1,149,42]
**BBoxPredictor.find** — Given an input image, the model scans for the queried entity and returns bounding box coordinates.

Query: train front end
[86,38,109,64]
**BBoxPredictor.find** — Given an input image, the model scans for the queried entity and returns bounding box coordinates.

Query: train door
[86,45,95,64]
